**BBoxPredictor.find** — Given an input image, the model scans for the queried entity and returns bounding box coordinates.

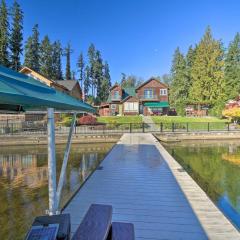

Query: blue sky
[6,0,240,83]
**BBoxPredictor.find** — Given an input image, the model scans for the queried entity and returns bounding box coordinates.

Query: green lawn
[152,116,229,131]
[151,116,228,123]
[97,116,143,124]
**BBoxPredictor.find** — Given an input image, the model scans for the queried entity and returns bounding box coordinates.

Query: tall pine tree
[9,0,23,70]
[185,45,196,96]
[77,52,84,88]
[39,35,53,79]
[87,43,96,96]
[24,24,40,71]
[0,0,9,66]
[100,61,111,101]
[94,50,104,100]
[189,27,225,105]
[52,40,63,80]
[225,33,240,99]
[169,47,188,115]
[84,65,91,97]
[64,43,72,80]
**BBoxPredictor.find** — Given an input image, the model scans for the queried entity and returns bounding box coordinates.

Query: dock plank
[64,133,240,240]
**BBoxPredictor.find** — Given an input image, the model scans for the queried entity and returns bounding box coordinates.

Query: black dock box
[27,213,71,240]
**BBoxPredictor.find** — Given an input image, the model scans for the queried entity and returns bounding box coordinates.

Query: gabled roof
[135,78,168,90]
[107,86,136,103]
[56,80,81,92]
[20,66,69,92]
[0,65,94,112]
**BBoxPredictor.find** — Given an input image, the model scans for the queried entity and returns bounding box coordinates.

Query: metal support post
[47,108,57,215]
[56,113,76,211]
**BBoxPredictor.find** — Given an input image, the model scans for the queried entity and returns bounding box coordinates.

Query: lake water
[164,140,240,230]
[0,143,114,240]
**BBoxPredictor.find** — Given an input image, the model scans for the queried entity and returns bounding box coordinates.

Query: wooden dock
[63,133,240,239]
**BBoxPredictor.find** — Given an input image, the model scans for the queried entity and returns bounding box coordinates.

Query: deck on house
[63,133,240,240]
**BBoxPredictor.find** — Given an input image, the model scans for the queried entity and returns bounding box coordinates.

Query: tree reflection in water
[165,140,240,229]
[0,143,113,240]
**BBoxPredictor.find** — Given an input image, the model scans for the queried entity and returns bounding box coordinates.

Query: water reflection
[164,140,240,230]
[0,143,113,240]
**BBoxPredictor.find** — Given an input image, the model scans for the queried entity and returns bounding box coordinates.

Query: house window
[144,89,153,99]
[124,102,139,112]
[111,104,116,109]
[160,89,167,96]
[113,91,120,100]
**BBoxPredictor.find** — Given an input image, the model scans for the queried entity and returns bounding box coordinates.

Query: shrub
[78,115,97,125]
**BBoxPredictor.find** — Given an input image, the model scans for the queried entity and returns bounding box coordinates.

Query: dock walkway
[63,133,240,239]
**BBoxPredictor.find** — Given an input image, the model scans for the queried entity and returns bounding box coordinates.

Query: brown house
[100,78,169,116]
[56,80,82,100]
[136,78,169,115]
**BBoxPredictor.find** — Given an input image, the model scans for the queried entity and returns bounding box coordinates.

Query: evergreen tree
[64,43,72,80]
[189,27,225,105]
[185,45,196,96]
[39,35,53,79]
[0,0,9,66]
[84,65,91,96]
[225,33,240,99]
[24,24,40,71]
[120,73,127,86]
[77,52,84,88]
[87,43,96,96]
[52,40,63,80]
[94,50,104,100]
[9,0,23,70]
[71,70,76,80]
[100,61,111,101]
[161,74,172,86]
[169,47,188,115]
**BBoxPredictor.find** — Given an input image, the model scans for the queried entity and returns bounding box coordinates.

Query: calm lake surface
[164,140,240,230]
[0,143,114,240]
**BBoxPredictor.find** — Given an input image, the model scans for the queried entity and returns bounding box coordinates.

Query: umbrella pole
[47,108,57,215]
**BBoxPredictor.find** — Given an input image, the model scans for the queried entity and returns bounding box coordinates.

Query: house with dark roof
[99,78,169,116]
[56,80,82,100]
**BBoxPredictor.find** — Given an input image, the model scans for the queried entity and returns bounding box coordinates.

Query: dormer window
[160,89,167,96]
[113,90,120,100]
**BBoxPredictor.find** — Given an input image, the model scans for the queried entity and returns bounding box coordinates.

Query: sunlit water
[164,140,240,230]
[0,143,114,240]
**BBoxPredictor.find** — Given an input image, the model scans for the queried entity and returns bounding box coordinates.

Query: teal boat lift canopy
[0,65,95,215]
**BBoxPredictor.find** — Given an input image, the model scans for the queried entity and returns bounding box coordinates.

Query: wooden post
[186,123,189,132]
[130,123,132,133]
[227,122,230,131]
[207,122,210,132]
[172,123,174,132]
[142,123,145,133]
[160,122,163,132]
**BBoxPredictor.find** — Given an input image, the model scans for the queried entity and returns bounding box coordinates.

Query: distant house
[19,67,69,94]
[100,78,169,116]
[56,80,82,100]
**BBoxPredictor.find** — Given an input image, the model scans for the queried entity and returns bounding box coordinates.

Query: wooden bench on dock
[71,204,134,240]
